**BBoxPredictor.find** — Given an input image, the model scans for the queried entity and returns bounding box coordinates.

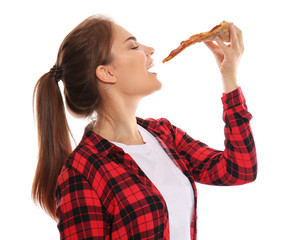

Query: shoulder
[55,166,83,196]
[57,136,110,191]
[137,116,175,135]
[136,116,181,148]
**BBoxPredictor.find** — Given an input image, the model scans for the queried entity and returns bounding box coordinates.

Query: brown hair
[31,14,115,220]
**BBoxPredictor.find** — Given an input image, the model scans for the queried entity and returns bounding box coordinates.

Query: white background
[1,0,291,239]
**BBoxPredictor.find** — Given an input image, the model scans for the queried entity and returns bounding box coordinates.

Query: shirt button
[225,100,229,103]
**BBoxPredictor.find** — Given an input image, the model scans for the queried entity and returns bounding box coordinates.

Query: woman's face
[107,23,162,97]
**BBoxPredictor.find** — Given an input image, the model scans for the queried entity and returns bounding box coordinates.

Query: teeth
[147,63,154,70]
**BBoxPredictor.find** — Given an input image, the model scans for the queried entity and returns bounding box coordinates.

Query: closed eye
[132,46,139,49]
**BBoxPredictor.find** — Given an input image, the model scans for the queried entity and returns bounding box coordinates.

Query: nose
[146,46,154,56]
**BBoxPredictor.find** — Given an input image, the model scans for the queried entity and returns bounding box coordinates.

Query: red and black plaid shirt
[55,87,257,240]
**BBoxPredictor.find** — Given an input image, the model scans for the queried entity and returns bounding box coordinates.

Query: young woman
[32,14,257,240]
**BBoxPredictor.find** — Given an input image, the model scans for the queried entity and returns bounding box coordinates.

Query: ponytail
[32,71,72,220]
[31,15,115,220]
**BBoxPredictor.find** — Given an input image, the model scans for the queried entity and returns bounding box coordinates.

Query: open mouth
[146,61,154,70]
[146,61,156,74]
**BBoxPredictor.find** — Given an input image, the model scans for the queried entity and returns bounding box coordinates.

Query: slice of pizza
[162,20,231,63]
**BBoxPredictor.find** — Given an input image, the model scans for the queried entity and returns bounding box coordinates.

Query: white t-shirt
[110,124,194,240]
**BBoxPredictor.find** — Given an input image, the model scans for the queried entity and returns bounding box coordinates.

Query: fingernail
[232,23,234,28]
[216,36,219,40]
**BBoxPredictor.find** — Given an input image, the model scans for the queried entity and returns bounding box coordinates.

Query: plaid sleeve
[55,168,111,239]
[172,87,257,185]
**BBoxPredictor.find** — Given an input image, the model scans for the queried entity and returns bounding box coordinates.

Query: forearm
[171,86,257,185]
[190,87,257,185]
[219,86,257,184]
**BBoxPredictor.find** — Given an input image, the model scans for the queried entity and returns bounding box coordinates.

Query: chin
[143,82,162,96]
[152,80,162,93]
[156,81,162,90]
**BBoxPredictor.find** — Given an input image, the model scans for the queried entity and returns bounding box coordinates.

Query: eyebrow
[124,36,137,43]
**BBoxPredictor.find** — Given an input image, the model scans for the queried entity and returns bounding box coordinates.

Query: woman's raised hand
[204,23,244,93]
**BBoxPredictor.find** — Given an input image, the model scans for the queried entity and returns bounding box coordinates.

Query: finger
[204,41,223,67]
[215,36,228,53]
[234,25,242,39]
[229,23,239,49]
[204,41,224,58]
[233,25,244,51]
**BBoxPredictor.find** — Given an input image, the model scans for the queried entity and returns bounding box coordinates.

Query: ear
[95,65,117,83]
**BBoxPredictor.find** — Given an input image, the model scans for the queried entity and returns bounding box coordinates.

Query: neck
[92,96,144,145]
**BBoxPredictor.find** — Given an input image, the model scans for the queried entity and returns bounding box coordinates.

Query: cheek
[114,53,149,94]
[116,52,146,78]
